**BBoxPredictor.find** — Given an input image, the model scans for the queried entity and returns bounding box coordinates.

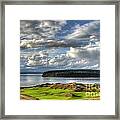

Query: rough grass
[20,87,100,100]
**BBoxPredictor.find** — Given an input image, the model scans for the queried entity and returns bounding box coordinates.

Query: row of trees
[42,69,100,77]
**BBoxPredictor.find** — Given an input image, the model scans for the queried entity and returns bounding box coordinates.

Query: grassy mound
[20,86,100,100]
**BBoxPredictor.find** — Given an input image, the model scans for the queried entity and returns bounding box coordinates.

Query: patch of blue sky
[55,20,95,40]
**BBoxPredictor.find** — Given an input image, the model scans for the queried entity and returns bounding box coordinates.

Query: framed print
[0,0,119,119]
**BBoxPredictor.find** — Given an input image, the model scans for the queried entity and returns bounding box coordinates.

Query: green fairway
[20,87,100,100]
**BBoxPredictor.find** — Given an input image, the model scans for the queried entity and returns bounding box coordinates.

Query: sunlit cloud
[20,20,67,40]
[20,20,100,72]
[65,20,100,39]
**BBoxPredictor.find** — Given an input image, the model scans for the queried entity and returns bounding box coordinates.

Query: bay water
[20,74,100,87]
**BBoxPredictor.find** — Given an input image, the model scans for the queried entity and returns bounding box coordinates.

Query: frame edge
[1,0,119,119]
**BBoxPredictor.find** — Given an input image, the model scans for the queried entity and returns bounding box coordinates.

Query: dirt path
[20,94,37,100]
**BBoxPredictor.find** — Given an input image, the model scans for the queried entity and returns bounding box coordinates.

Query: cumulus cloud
[24,45,99,71]
[65,20,100,39]
[20,38,65,48]
[20,20,67,40]
[20,37,97,48]
[81,64,99,70]
[67,47,99,62]
[26,50,49,66]
[65,47,99,69]
[49,54,67,66]
[20,20,100,71]
[25,50,68,67]
[20,20,100,49]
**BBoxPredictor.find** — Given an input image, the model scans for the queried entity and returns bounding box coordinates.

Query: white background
[5,5,115,115]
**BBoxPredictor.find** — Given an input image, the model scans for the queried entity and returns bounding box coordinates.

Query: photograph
[20,20,100,100]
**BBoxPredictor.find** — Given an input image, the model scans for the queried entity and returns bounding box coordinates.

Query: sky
[20,20,100,73]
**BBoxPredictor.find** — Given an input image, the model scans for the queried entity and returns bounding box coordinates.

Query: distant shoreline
[21,69,100,77]
[42,69,100,78]
[20,72,43,74]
